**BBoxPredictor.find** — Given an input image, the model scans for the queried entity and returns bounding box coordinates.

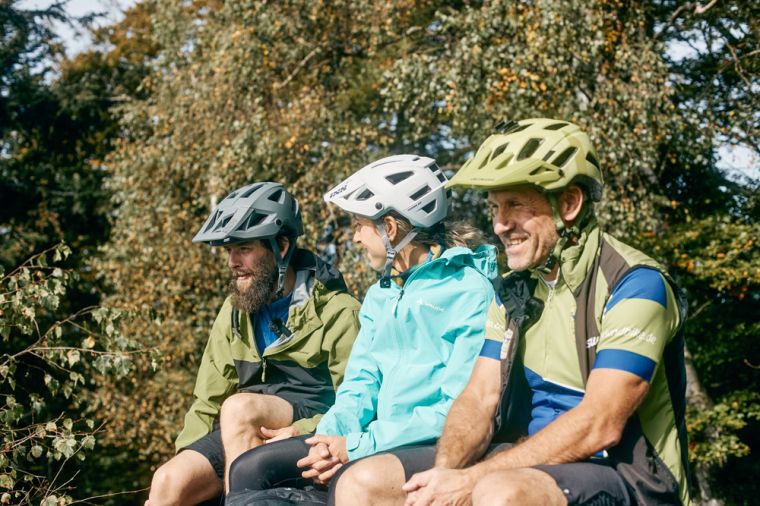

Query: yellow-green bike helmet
[447,118,603,201]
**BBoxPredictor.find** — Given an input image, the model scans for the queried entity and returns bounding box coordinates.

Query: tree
[94,1,757,503]
[0,243,146,505]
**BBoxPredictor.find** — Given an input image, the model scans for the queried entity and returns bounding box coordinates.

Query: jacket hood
[438,244,499,281]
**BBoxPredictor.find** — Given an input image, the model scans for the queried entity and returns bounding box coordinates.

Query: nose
[352,228,362,244]
[227,249,240,269]
[492,209,514,237]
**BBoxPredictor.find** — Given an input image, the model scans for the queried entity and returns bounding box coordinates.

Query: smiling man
[332,119,691,506]
[145,182,360,506]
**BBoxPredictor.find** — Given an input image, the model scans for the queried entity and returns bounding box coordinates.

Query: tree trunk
[684,344,724,506]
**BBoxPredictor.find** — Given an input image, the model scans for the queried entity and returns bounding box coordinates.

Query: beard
[228,261,279,314]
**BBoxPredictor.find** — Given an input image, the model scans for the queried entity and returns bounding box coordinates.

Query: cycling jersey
[481,222,690,505]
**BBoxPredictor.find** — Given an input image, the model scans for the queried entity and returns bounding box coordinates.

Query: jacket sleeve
[315,300,381,437]
[344,284,493,461]
[174,301,239,451]
[292,293,361,435]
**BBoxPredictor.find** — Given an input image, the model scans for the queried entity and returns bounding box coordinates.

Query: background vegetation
[1,0,757,504]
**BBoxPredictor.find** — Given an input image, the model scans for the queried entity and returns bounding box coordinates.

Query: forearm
[435,392,495,469]
[471,403,617,476]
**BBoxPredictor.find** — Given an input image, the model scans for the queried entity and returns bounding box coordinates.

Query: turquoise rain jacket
[316,245,498,460]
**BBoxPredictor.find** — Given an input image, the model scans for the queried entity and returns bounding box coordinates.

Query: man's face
[224,240,278,313]
[487,186,559,272]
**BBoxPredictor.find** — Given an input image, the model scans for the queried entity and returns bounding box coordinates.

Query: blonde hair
[387,212,486,250]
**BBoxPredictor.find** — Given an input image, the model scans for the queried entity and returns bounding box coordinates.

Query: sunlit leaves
[0,244,144,503]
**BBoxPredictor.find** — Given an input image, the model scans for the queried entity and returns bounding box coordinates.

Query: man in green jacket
[146,182,361,506]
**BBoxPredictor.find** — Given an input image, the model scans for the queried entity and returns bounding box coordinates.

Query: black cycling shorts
[387,443,634,506]
[183,394,325,479]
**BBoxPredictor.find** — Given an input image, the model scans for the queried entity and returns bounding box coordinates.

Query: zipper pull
[392,289,404,314]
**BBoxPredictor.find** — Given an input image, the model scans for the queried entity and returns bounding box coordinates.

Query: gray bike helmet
[193,182,303,293]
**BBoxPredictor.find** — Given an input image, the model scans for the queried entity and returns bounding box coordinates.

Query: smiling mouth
[504,237,527,248]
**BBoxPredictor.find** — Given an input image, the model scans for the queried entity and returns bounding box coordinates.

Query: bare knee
[220,393,266,428]
[148,463,182,505]
[148,452,221,506]
[334,456,405,505]
[472,469,565,506]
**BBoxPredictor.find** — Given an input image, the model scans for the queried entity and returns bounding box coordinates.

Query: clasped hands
[296,434,349,485]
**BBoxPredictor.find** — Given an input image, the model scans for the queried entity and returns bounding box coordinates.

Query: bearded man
[146,182,361,506]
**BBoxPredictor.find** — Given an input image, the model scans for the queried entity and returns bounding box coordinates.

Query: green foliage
[0,0,751,502]
[0,244,145,504]
[687,390,760,467]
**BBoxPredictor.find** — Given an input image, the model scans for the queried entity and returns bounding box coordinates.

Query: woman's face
[352,216,388,271]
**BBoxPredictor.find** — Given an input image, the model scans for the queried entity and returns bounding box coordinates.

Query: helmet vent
[203,210,222,233]
[219,215,233,230]
[241,185,261,198]
[585,151,599,169]
[529,166,552,176]
[552,147,577,168]
[241,212,265,230]
[517,138,542,161]
[501,122,530,135]
[421,201,436,214]
[544,122,568,131]
[436,172,446,182]
[542,150,556,161]
[490,143,509,161]
[268,189,284,202]
[356,189,375,201]
[410,185,431,201]
[386,171,414,184]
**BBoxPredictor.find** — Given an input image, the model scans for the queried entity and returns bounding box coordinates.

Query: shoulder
[606,267,670,313]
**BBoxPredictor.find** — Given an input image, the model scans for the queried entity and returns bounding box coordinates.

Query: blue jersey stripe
[479,339,501,360]
[605,267,667,314]
[594,349,656,381]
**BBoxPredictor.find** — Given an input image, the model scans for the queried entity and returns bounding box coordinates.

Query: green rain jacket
[174,249,361,451]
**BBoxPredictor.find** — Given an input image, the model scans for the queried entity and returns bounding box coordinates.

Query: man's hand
[260,425,299,443]
[296,436,348,485]
[402,467,477,506]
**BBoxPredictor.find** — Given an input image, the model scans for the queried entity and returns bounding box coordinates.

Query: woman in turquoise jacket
[227,155,497,505]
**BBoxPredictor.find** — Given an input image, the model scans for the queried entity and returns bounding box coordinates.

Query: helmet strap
[376,221,419,288]
[268,237,295,297]
[537,193,570,275]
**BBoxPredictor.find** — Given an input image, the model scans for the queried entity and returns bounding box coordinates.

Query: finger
[317,462,342,483]
[259,426,277,437]
[296,454,320,469]
[310,457,339,472]
[264,433,290,444]
[302,467,319,480]
[402,472,427,492]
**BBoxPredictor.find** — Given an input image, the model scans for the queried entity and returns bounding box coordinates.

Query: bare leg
[219,392,293,491]
[332,454,407,506]
[471,467,567,506]
[145,449,221,506]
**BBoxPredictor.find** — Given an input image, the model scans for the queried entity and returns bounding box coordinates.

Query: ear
[559,185,585,224]
[277,236,291,259]
[383,215,398,243]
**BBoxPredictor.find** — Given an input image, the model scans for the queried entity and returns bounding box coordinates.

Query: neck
[393,243,430,273]
[539,264,560,282]
[272,266,297,302]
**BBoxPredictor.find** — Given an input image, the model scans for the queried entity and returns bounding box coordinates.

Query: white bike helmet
[193,182,303,293]
[324,155,448,286]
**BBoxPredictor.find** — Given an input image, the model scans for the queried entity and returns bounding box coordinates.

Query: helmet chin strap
[536,193,587,276]
[269,238,295,297]
[376,221,419,288]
